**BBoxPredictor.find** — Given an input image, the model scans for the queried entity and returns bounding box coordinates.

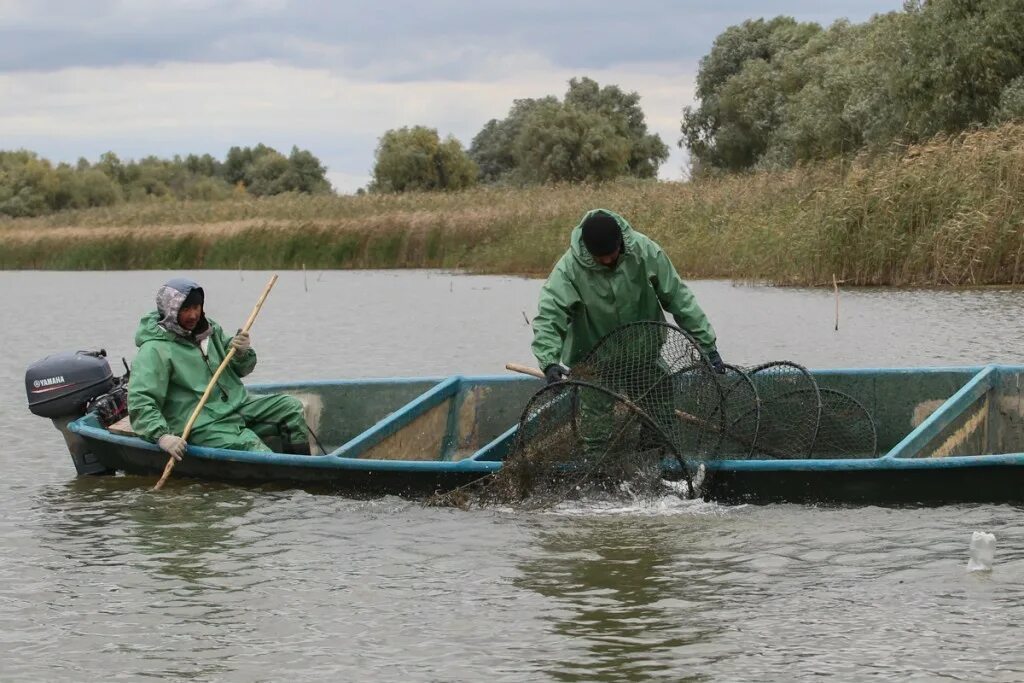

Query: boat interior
[239,365,1024,463]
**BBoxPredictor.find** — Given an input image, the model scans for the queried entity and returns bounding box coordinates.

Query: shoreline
[4,124,1023,286]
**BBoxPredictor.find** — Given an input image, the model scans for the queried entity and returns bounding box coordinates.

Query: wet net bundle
[439,321,877,510]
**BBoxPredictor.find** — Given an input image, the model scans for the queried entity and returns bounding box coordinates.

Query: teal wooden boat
[56,363,1024,504]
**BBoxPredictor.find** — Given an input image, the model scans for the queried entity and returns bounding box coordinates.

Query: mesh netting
[427,321,878,510]
[745,361,822,459]
[475,380,683,510]
[812,388,878,458]
[706,363,760,459]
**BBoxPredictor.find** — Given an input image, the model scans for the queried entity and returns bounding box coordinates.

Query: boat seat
[106,415,136,436]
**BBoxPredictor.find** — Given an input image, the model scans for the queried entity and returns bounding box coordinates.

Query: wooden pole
[505,362,544,379]
[152,274,279,490]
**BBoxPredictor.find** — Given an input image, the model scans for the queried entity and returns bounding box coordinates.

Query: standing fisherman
[532,208,725,380]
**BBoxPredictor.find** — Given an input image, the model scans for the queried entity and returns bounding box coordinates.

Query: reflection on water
[517,516,727,682]
[3,271,1024,681]
[30,479,261,680]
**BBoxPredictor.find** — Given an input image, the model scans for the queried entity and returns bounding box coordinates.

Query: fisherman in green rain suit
[532,208,724,378]
[128,277,310,461]
[531,209,725,448]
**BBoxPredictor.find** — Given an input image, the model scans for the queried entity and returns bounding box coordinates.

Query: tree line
[682,0,1024,173]
[0,144,330,218]
[5,0,1022,217]
[371,1,1024,189]
[369,77,668,192]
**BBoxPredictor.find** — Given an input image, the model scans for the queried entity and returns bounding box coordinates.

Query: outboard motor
[25,349,121,475]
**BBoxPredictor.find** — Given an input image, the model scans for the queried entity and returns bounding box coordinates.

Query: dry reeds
[3,123,1023,285]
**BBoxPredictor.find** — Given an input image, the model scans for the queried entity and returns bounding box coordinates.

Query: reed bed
[3,124,1023,285]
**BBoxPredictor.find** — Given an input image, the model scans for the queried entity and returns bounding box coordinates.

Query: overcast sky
[1,0,901,193]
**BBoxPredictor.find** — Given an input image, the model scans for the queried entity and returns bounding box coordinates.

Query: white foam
[544,479,737,517]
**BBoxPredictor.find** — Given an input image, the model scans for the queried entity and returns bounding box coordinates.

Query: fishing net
[475,380,684,510]
[706,364,760,459]
[745,361,823,459]
[811,388,878,458]
[572,321,725,460]
[429,320,878,510]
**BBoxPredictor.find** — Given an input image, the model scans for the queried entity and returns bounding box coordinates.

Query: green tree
[898,0,1024,138]
[681,17,821,171]
[0,143,330,217]
[0,151,57,217]
[185,153,220,177]
[222,146,254,185]
[514,101,632,183]
[95,151,126,184]
[243,149,290,195]
[370,126,478,193]
[75,168,121,207]
[471,78,666,184]
[221,144,330,195]
[682,1,1024,172]
[564,77,668,178]
[996,76,1024,122]
[469,96,558,183]
[279,146,332,194]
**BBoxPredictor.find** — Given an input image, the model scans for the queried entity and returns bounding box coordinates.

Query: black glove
[544,363,569,384]
[707,349,727,374]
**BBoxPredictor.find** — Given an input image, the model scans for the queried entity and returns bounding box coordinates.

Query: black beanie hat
[581,212,622,257]
[182,286,205,309]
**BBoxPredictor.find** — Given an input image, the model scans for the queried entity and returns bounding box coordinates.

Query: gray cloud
[2,0,901,76]
[1,0,903,192]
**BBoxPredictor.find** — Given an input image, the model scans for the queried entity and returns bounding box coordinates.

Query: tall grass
[3,124,1023,285]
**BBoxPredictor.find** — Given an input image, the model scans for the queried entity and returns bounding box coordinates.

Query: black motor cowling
[26,350,117,475]
[27,350,114,418]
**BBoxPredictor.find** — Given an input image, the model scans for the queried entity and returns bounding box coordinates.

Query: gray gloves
[230,330,251,354]
[158,434,187,461]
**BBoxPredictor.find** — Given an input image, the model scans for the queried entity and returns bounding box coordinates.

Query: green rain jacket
[128,311,258,442]
[532,209,717,369]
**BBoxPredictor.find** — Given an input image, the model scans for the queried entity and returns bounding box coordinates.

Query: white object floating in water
[967,531,996,572]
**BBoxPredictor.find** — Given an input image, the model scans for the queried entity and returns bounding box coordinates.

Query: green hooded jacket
[532,209,717,369]
[128,311,258,442]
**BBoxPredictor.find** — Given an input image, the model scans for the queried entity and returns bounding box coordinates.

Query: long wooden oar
[153,274,279,491]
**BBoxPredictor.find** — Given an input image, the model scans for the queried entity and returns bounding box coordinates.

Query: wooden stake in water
[833,274,840,332]
[152,274,279,491]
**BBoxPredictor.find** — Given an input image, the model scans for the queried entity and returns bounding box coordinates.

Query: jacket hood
[135,311,174,347]
[569,209,637,271]
[149,277,211,343]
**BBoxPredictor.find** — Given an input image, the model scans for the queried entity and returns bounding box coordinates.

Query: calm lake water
[3,270,1024,682]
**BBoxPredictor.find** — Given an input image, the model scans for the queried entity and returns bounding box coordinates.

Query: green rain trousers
[128,311,307,452]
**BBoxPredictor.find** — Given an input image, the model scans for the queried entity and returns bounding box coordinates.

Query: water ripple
[5,273,1024,681]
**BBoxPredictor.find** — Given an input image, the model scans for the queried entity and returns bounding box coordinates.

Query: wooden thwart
[107,416,136,436]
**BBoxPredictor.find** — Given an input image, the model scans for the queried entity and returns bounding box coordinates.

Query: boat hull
[703,458,1024,504]
[64,365,1024,504]
[80,429,498,495]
